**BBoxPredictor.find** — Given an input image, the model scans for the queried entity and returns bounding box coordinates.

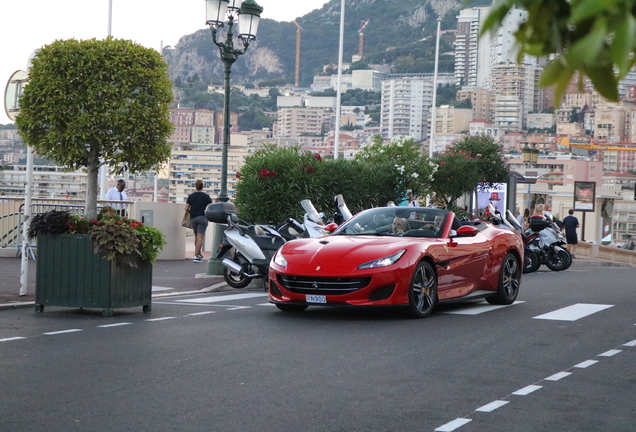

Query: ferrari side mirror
[454,225,479,237]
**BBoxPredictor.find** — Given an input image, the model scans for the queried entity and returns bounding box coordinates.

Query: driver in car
[392,217,408,235]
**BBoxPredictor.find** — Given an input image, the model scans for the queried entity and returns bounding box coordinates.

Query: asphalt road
[1,265,635,432]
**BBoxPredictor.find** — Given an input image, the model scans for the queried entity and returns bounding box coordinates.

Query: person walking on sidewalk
[562,209,580,257]
[185,180,212,263]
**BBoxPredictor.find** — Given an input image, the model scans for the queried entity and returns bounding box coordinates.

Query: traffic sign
[4,70,28,121]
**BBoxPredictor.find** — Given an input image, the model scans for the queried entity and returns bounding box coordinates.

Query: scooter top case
[205,202,237,223]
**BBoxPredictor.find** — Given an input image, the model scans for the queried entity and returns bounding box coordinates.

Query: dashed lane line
[98,323,132,328]
[43,329,83,335]
[0,337,26,342]
[435,418,472,432]
[434,338,636,431]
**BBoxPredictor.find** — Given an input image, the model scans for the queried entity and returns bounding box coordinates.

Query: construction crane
[357,19,370,59]
[292,20,303,87]
[558,136,636,152]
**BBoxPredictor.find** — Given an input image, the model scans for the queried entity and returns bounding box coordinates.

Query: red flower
[259,168,270,178]
[268,171,279,177]
[306,166,315,173]
[90,219,98,224]
[235,171,241,179]
[116,221,123,225]
[440,161,446,165]
[313,153,322,162]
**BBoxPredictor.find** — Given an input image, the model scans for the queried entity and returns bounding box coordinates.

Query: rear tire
[223,252,252,288]
[275,304,308,313]
[405,261,437,318]
[487,252,520,305]
[523,249,541,274]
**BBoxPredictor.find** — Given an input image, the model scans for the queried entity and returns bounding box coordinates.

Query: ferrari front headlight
[357,249,406,269]
[272,250,287,267]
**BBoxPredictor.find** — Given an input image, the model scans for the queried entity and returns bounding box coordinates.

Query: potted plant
[29,209,166,316]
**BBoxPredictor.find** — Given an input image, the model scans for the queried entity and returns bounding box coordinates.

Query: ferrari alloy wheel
[275,304,308,313]
[487,252,520,305]
[523,249,541,274]
[406,261,438,318]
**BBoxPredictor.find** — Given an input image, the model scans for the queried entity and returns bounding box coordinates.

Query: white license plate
[306,295,327,304]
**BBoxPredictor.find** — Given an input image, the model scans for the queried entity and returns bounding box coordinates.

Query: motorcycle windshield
[505,210,523,231]
[301,199,324,225]
[335,194,353,221]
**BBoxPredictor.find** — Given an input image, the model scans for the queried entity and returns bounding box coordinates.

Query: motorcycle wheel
[223,253,252,289]
[559,249,573,270]
[545,249,568,271]
[523,249,541,274]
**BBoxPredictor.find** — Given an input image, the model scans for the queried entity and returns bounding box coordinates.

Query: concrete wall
[131,202,187,260]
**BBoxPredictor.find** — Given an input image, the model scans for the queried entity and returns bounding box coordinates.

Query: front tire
[523,249,541,274]
[487,252,520,305]
[545,249,568,271]
[406,261,437,318]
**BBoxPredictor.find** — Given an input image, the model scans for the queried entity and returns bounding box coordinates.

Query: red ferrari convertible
[268,206,524,318]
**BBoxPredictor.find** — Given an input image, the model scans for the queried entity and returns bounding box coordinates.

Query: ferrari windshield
[333,207,452,238]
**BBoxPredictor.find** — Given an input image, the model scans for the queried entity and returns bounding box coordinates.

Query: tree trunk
[85,145,100,219]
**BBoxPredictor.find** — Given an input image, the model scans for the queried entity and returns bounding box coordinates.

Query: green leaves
[482,0,636,102]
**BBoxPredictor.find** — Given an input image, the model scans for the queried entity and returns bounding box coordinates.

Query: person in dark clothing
[185,180,212,262]
[562,209,580,257]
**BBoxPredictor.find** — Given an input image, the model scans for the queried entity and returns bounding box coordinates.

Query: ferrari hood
[278,235,429,274]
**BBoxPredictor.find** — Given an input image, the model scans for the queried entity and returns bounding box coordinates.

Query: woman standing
[185,180,212,263]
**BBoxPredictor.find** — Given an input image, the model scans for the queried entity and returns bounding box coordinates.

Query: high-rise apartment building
[380,77,433,141]
[455,7,492,87]
[274,107,328,138]
[489,64,540,131]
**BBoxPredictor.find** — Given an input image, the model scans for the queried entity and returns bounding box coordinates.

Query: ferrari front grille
[278,275,372,295]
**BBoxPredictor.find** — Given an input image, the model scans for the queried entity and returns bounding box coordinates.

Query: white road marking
[545,371,571,381]
[623,340,636,347]
[512,385,542,395]
[476,400,509,412]
[151,286,173,292]
[435,418,472,431]
[258,303,276,307]
[145,317,176,322]
[187,311,216,316]
[176,293,268,303]
[442,301,525,315]
[0,337,26,342]
[598,349,622,357]
[44,329,82,335]
[98,323,132,328]
[533,303,613,321]
[574,360,598,368]
[226,306,251,310]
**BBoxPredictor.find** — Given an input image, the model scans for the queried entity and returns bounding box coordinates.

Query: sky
[1,0,330,124]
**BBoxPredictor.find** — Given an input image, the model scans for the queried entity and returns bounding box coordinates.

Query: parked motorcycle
[502,210,542,274]
[527,212,572,271]
[206,202,290,289]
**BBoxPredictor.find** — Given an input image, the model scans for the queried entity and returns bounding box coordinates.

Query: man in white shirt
[105,179,128,215]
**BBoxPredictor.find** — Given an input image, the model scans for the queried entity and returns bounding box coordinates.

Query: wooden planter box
[35,234,152,317]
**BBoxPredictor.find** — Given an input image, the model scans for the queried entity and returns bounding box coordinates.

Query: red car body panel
[269,207,523,309]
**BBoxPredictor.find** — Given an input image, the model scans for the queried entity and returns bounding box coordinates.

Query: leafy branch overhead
[482,0,635,103]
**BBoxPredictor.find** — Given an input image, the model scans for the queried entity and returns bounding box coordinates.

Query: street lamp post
[521,143,541,212]
[205,0,262,275]
[205,0,262,203]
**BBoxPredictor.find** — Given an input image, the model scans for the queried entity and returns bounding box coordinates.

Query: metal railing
[0,198,136,249]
